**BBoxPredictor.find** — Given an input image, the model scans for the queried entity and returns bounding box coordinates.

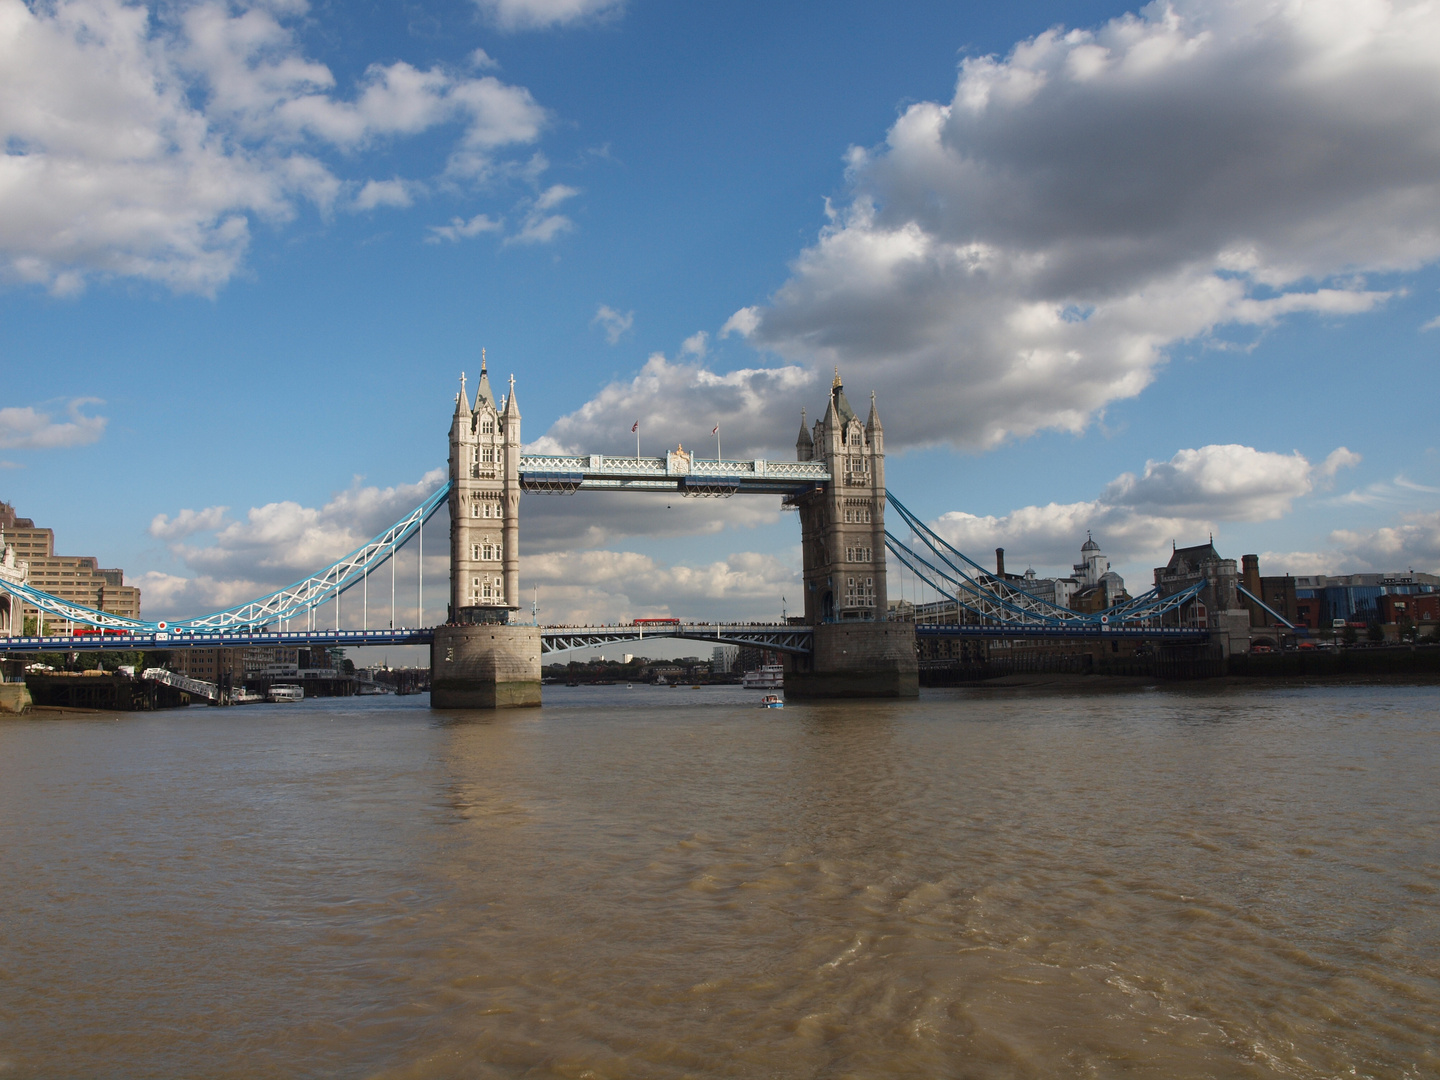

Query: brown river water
[1,683,1438,1079]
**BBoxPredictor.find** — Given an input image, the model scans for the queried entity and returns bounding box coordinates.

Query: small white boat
[268,684,304,703]
[761,694,784,709]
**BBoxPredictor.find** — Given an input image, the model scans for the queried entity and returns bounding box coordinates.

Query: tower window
[482,417,494,434]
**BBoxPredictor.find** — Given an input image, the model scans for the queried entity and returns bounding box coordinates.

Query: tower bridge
[1,360,1210,705]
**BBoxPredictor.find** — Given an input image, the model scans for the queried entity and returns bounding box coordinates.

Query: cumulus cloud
[0,398,107,449]
[148,505,229,541]
[1422,315,1440,332]
[151,469,444,600]
[1327,511,1440,573]
[521,489,782,554]
[475,0,624,31]
[928,443,1354,575]
[537,352,814,458]
[591,304,634,344]
[549,0,1440,454]
[680,330,708,358]
[1262,506,1440,577]
[0,0,549,294]
[523,549,795,624]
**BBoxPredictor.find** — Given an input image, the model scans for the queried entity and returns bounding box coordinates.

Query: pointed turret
[454,371,471,418]
[473,349,496,411]
[866,390,881,434]
[796,408,813,461]
[831,368,857,428]
[503,373,519,417]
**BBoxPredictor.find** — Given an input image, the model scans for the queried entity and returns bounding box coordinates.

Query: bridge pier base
[784,623,919,699]
[430,625,542,710]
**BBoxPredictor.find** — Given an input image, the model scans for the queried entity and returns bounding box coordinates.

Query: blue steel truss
[885,491,1204,630]
[0,482,451,636]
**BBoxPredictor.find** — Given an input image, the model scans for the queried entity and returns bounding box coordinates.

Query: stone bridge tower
[434,358,539,710]
[448,355,521,624]
[795,371,888,623]
[789,371,916,698]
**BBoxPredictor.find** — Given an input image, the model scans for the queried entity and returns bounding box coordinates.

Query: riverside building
[0,501,141,633]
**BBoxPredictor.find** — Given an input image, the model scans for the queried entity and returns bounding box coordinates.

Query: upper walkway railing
[519,454,829,496]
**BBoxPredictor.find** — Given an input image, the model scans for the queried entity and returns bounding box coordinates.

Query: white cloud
[506,183,578,245]
[1328,511,1440,573]
[151,469,444,601]
[1422,315,1440,332]
[929,443,1352,575]
[591,304,634,344]
[523,549,794,624]
[0,398,107,449]
[538,352,814,459]
[680,330,708,358]
[1320,446,1363,481]
[0,0,549,294]
[669,0,1440,452]
[352,178,416,211]
[719,306,759,339]
[475,0,624,31]
[148,505,229,540]
[427,213,503,242]
[521,489,781,554]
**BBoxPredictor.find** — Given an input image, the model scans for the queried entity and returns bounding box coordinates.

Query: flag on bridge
[632,421,638,432]
[712,424,719,434]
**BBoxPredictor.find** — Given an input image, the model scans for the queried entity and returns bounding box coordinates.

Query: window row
[844,575,875,608]
[470,542,503,561]
[471,445,500,464]
[845,546,873,562]
[470,575,505,602]
[843,506,872,523]
[469,501,504,519]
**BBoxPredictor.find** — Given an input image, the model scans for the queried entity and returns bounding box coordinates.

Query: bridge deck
[0,629,435,652]
[539,623,813,655]
[914,623,1209,642]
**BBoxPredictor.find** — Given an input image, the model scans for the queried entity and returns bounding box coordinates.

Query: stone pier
[784,622,919,699]
[430,624,542,709]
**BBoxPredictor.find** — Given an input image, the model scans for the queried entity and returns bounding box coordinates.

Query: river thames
[2,683,1437,1078]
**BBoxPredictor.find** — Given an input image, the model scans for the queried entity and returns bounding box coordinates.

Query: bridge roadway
[0,621,1206,654]
[913,624,1209,643]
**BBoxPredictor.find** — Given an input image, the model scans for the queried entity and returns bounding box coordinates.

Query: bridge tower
[448,356,521,623]
[788,371,917,697]
[433,358,540,710]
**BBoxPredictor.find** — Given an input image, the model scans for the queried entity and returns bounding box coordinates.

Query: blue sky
[4,0,1440,626]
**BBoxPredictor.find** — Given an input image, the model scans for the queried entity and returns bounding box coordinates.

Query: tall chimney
[996,547,1006,578]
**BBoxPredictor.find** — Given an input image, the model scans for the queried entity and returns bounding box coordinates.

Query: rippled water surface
[2,683,1439,1078]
